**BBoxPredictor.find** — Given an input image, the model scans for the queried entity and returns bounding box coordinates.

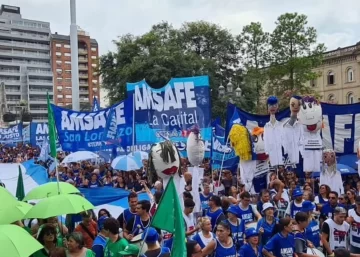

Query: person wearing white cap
[256,202,278,250]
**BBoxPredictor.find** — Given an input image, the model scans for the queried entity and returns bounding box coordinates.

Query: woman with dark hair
[114,176,127,189]
[32,224,58,257]
[97,209,111,219]
[347,189,356,209]
[315,184,330,209]
[201,221,237,257]
[262,217,295,257]
[66,232,95,257]
[49,247,67,257]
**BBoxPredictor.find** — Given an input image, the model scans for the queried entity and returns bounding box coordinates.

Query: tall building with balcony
[0,5,53,122]
[51,29,99,108]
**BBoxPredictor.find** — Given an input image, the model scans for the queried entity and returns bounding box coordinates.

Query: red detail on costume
[307,124,317,131]
[163,166,178,175]
[182,130,190,137]
[257,153,268,161]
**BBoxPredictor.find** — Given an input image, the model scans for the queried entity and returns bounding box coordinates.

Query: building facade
[0,5,53,122]
[51,29,99,108]
[308,42,360,104]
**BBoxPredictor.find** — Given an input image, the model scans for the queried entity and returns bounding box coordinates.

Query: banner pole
[218,135,230,187]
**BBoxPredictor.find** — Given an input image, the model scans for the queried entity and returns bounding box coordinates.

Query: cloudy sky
[3,0,360,55]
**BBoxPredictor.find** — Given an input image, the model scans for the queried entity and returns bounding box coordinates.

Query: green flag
[16,166,25,200]
[47,92,57,158]
[151,177,186,257]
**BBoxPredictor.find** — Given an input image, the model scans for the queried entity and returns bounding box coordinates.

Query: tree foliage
[100,13,325,117]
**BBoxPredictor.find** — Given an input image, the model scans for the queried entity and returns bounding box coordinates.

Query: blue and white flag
[0,123,23,143]
[226,102,360,155]
[51,98,133,152]
[126,76,212,157]
[22,125,30,142]
[38,137,49,162]
[92,96,100,112]
[30,122,49,147]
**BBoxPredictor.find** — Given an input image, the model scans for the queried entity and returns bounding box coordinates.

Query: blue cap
[245,228,259,239]
[302,201,315,212]
[227,205,239,216]
[267,96,278,105]
[141,227,159,243]
[292,189,303,198]
[97,216,108,230]
[292,95,302,100]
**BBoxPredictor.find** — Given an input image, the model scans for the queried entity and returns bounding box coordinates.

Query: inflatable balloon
[186,126,205,166]
[148,140,181,184]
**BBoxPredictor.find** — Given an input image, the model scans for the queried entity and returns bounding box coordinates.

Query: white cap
[262,202,274,213]
[66,179,74,184]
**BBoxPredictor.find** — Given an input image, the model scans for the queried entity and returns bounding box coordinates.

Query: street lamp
[218,83,225,98]
[235,86,242,98]
[227,81,233,93]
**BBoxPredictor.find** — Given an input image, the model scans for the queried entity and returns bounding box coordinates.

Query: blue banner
[51,98,133,152]
[126,76,212,157]
[211,123,239,172]
[226,102,360,155]
[92,96,100,112]
[0,123,23,143]
[30,122,49,147]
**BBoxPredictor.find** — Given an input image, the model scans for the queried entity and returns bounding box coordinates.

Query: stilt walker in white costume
[264,96,283,170]
[282,96,303,165]
[297,96,323,173]
[321,149,344,195]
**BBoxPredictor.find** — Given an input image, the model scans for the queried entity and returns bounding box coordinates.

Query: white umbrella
[61,151,99,164]
[111,156,142,171]
[129,151,149,161]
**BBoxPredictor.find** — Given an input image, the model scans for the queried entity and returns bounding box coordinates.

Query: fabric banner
[126,76,212,157]
[22,125,30,142]
[51,98,133,152]
[30,122,49,147]
[211,122,239,172]
[0,123,23,143]
[226,102,360,155]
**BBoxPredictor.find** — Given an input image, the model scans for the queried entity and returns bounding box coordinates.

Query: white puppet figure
[282,95,303,164]
[264,96,283,166]
[148,140,182,189]
[298,96,323,172]
[320,149,344,195]
[186,126,205,167]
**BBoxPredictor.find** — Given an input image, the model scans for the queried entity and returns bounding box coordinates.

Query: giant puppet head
[298,96,322,132]
[148,140,181,183]
[290,95,302,116]
[323,148,336,174]
[186,126,205,166]
[229,124,254,161]
[267,96,279,115]
[251,127,268,161]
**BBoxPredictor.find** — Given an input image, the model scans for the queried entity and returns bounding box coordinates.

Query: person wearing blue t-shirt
[226,205,245,252]
[235,192,262,224]
[206,195,226,233]
[239,228,260,257]
[200,183,213,211]
[294,212,316,257]
[286,189,304,219]
[257,202,278,250]
[263,217,295,257]
[301,201,320,248]
[92,216,108,257]
[320,191,346,225]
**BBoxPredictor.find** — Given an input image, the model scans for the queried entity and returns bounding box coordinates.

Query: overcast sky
[3,0,360,55]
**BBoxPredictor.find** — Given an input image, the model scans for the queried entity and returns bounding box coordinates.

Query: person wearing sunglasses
[320,191,346,227]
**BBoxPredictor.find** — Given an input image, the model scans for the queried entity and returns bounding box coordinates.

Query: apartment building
[0,5,53,122]
[51,29,99,108]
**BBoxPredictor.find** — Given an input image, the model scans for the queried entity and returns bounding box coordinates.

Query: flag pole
[218,135,230,184]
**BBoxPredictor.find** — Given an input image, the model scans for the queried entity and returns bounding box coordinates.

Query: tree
[237,22,270,112]
[267,13,326,106]
[100,21,252,121]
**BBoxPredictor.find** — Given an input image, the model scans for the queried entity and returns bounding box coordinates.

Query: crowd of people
[3,144,360,257]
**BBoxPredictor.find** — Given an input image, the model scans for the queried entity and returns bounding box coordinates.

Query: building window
[327,71,335,85]
[55,43,61,47]
[56,52,61,56]
[64,45,70,48]
[91,56,97,59]
[65,61,71,64]
[310,79,316,87]
[347,68,354,82]
[57,95,63,98]
[65,95,72,99]
[64,53,71,57]
[347,92,354,104]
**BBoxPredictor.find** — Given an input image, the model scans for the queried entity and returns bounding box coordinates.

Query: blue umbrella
[313,163,357,177]
[111,156,142,171]
[337,154,357,169]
